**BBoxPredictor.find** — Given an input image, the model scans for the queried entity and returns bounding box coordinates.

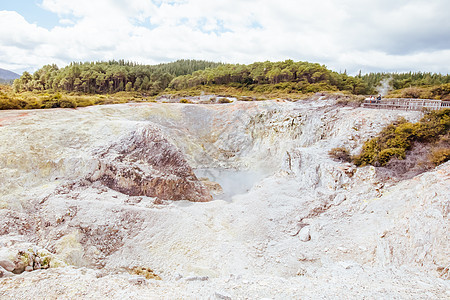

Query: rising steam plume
[376,77,392,96]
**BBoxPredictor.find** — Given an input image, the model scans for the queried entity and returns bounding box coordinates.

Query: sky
[1,0,450,75]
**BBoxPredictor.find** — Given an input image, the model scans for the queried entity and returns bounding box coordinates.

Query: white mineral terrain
[0,97,448,299]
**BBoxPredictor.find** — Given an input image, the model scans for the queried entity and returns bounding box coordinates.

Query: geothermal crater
[0,99,448,299]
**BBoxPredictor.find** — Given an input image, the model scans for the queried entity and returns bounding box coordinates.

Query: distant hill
[0,68,20,83]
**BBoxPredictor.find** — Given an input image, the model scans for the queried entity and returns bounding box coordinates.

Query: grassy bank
[0,85,155,110]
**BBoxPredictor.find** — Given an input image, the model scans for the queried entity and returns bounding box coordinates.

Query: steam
[376,77,392,96]
[194,168,268,201]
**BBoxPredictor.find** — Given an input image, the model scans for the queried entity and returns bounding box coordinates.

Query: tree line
[13,59,370,95]
[13,59,222,95]
[168,60,369,94]
[359,72,450,92]
[12,59,450,97]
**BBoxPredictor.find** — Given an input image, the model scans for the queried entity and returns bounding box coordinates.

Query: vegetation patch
[429,147,450,166]
[353,109,450,168]
[218,97,232,103]
[328,147,352,162]
[334,94,366,107]
[130,267,162,280]
[0,85,149,110]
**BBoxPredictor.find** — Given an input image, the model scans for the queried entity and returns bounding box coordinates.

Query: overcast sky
[1,0,449,75]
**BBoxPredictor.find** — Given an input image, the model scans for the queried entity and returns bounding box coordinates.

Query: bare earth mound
[91,125,212,202]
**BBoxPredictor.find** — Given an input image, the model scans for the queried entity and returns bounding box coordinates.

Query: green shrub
[41,99,59,108]
[353,139,379,166]
[24,98,42,109]
[237,96,255,101]
[382,122,419,149]
[377,148,406,166]
[41,93,60,108]
[93,97,105,105]
[429,148,450,166]
[39,93,77,109]
[354,109,450,167]
[218,97,232,103]
[0,98,20,110]
[59,98,77,108]
[432,84,450,100]
[74,97,94,107]
[416,109,450,142]
[401,87,422,98]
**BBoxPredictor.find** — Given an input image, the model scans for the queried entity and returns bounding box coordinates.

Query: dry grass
[328,147,352,162]
[0,84,156,110]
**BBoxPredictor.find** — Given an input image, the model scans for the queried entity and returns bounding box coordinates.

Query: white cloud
[59,18,75,25]
[0,11,49,49]
[1,0,449,75]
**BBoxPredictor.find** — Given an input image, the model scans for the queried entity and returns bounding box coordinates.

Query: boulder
[128,275,147,285]
[91,125,212,202]
[0,260,15,272]
[298,226,311,242]
[0,265,13,278]
[214,291,232,300]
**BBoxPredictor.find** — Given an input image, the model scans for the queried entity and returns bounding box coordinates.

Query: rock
[296,268,307,276]
[174,273,183,281]
[0,266,13,278]
[298,226,311,242]
[34,256,41,264]
[333,194,346,206]
[338,261,360,270]
[200,178,224,195]
[128,275,147,285]
[91,125,212,202]
[214,291,232,300]
[185,276,209,281]
[0,260,15,272]
[25,266,33,272]
[28,256,34,266]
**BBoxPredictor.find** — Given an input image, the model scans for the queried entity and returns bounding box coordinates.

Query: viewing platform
[362,98,450,111]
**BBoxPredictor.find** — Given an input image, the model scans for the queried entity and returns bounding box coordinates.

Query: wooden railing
[363,98,449,111]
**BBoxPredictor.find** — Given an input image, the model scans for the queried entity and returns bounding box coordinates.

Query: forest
[12,59,222,95]
[12,59,369,96]
[167,60,370,95]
